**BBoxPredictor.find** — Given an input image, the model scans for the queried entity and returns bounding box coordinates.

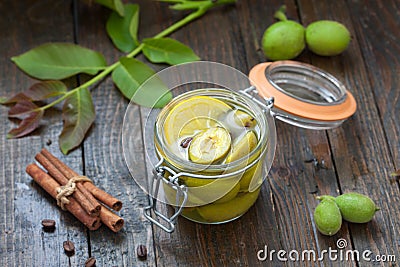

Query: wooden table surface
[1,0,399,266]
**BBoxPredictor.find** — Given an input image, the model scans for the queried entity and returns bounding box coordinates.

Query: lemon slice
[189,127,231,164]
[163,96,232,144]
[179,117,221,137]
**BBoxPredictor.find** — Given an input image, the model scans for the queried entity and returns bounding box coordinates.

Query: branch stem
[154,7,208,39]
[274,5,288,21]
[38,6,213,111]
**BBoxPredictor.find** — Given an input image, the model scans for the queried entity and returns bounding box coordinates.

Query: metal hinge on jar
[143,159,188,233]
[239,86,275,111]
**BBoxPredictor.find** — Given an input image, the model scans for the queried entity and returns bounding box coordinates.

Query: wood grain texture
[1,0,399,266]
[0,1,89,266]
[298,0,400,265]
[73,1,156,266]
[239,1,356,267]
[346,0,400,168]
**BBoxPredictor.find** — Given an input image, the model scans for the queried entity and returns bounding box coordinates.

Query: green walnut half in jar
[155,89,276,224]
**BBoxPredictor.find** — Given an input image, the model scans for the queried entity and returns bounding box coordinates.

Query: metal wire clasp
[239,86,274,110]
[143,159,188,233]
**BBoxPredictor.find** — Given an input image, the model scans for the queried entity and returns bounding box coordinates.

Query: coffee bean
[41,219,56,232]
[136,244,147,260]
[85,257,96,267]
[63,240,75,256]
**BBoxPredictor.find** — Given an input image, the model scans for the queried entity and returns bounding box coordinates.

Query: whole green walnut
[305,20,351,56]
[262,20,305,61]
[335,192,380,223]
[314,196,342,236]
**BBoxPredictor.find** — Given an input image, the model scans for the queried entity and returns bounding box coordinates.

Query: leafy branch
[1,0,236,154]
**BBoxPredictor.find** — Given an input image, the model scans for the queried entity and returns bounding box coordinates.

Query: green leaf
[7,101,44,138]
[106,4,140,52]
[112,57,153,100]
[112,57,172,107]
[1,81,67,104]
[11,43,107,80]
[94,0,125,16]
[142,37,200,65]
[59,88,95,154]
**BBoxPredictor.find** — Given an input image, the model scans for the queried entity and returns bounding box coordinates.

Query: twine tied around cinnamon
[56,176,93,210]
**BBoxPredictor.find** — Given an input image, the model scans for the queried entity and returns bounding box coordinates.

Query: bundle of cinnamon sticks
[26,148,124,232]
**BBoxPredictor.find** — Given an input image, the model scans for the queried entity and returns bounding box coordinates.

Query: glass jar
[122,60,356,232]
[153,88,276,225]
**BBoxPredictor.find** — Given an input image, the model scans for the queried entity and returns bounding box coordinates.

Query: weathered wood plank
[74,1,156,266]
[238,1,359,266]
[345,0,400,168]
[0,1,90,266]
[298,0,400,265]
[1,0,399,266]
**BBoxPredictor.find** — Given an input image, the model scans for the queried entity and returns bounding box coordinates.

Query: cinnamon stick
[35,153,100,217]
[84,183,122,211]
[41,148,123,211]
[39,149,102,214]
[26,164,101,230]
[99,204,124,232]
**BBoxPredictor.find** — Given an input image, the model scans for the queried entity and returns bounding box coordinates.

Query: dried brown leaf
[1,80,67,104]
[7,107,44,138]
[8,101,38,119]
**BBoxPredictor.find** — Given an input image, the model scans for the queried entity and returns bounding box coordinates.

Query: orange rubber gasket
[249,62,357,121]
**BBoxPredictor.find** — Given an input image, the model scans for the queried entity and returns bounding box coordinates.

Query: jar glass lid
[249,60,357,129]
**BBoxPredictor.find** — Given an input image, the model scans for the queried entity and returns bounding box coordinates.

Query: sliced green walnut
[225,131,258,163]
[189,127,231,164]
[233,110,257,128]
